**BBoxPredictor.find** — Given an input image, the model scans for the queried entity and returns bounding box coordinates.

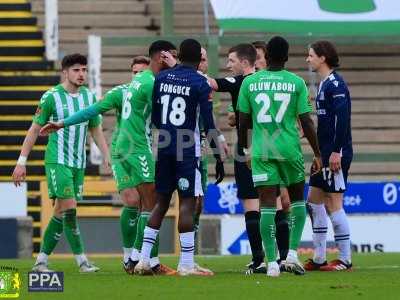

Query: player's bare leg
[304,186,329,270]
[134,191,176,275]
[176,195,212,276]
[132,183,175,275]
[257,186,280,277]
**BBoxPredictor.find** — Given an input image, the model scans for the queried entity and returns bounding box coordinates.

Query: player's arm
[89,124,111,171]
[151,80,162,129]
[213,76,241,93]
[39,90,119,136]
[297,79,322,174]
[227,104,236,127]
[330,85,350,172]
[13,94,53,186]
[199,81,225,184]
[236,80,251,150]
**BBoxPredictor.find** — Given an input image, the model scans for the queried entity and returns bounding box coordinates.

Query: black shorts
[309,157,352,193]
[234,160,258,199]
[156,154,203,198]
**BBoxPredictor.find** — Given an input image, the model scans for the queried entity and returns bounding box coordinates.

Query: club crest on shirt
[225,77,236,83]
[178,178,189,191]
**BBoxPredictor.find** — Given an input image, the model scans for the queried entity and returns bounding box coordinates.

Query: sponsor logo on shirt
[252,173,268,182]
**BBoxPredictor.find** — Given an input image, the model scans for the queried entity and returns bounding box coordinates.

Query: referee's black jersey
[215,74,248,128]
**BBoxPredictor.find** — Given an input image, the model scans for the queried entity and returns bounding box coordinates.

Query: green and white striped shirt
[33,84,102,169]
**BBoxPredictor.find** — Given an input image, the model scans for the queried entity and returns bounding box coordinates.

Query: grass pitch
[1,253,399,300]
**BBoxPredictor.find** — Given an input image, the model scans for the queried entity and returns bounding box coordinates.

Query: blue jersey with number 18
[152,64,215,157]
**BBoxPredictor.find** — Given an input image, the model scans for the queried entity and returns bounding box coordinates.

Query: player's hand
[12,165,26,187]
[329,152,341,172]
[214,159,225,184]
[227,112,236,127]
[103,157,112,174]
[161,51,177,68]
[221,141,230,159]
[39,121,64,136]
[311,155,322,175]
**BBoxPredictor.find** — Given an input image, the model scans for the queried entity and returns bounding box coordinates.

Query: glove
[214,159,225,184]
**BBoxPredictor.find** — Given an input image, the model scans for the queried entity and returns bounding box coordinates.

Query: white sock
[179,232,195,268]
[309,202,328,264]
[130,248,140,262]
[75,254,88,266]
[36,252,48,264]
[330,209,351,263]
[123,247,133,263]
[150,257,160,268]
[140,226,159,263]
[288,249,298,260]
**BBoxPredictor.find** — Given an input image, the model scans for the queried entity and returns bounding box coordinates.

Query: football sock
[308,202,328,264]
[63,209,84,255]
[140,226,159,263]
[289,201,307,251]
[35,252,49,265]
[330,209,351,263]
[40,216,63,256]
[275,210,289,261]
[120,206,138,262]
[150,234,160,259]
[260,208,277,262]
[179,231,195,268]
[133,211,151,259]
[245,211,264,265]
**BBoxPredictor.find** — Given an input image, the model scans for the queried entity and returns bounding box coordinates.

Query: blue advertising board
[203,181,400,214]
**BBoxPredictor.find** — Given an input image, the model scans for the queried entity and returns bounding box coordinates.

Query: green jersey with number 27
[116,69,155,155]
[237,70,312,161]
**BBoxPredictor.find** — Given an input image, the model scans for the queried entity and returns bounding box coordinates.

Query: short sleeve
[88,94,102,128]
[237,78,251,114]
[98,87,123,113]
[32,92,54,126]
[215,75,242,93]
[296,79,312,115]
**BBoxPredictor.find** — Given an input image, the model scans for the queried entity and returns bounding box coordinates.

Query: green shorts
[45,163,84,201]
[111,156,135,192]
[251,157,305,187]
[200,155,208,193]
[120,152,155,187]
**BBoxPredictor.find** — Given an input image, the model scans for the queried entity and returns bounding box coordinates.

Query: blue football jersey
[152,65,215,157]
[315,71,353,160]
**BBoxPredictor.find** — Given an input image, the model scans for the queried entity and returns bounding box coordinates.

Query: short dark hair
[148,40,176,58]
[252,41,267,55]
[61,53,87,70]
[267,36,289,64]
[131,55,150,68]
[178,38,201,64]
[228,43,257,66]
[310,40,340,68]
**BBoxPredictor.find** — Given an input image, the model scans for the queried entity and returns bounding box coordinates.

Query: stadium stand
[0,0,100,253]
[4,0,398,253]
[30,0,400,181]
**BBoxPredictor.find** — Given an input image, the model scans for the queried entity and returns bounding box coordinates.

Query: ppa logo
[28,272,64,292]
